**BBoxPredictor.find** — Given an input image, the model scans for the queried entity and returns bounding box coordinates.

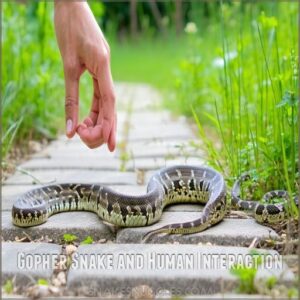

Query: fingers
[83,117,94,127]
[107,114,117,152]
[64,62,80,138]
[77,75,116,152]
[77,79,104,149]
[88,78,101,125]
[77,123,105,149]
[96,55,116,148]
[77,79,104,148]
[76,41,116,151]
[78,114,115,151]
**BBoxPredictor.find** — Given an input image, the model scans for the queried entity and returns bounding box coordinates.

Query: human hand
[54,1,116,151]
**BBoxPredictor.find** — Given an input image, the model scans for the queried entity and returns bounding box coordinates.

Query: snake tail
[142,191,227,242]
[231,174,298,224]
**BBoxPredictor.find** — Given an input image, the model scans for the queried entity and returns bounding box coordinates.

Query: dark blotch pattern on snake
[12,165,227,241]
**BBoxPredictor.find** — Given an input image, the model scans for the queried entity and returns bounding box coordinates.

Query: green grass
[3,279,14,294]
[169,1,298,217]
[2,2,64,160]
[109,35,190,90]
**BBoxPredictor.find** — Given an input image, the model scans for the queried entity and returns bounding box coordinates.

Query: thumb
[64,70,80,138]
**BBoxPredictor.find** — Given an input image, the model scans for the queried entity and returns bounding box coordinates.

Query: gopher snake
[12,166,297,241]
[12,165,227,241]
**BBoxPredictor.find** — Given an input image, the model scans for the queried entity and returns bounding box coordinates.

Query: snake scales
[12,166,227,240]
[12,165,297,241]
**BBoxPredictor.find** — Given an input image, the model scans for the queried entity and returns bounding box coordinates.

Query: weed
[3,279,14,294]
[265,276,277,289]
[63,233,78,244]
[287,287,298,299]
[37,278,48,286]
[230,249,263,294]
[230,264,258,294]
[171,2,298,218]
[80,235,94,245]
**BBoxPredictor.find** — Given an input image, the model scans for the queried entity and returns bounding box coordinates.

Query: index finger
[96,54,116,145]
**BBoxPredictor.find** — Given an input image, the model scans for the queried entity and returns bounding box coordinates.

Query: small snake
[231,173,298,223]
[12,165,227,241]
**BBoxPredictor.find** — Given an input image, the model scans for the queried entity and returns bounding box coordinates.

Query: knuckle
[87,41,110,63]
[99,48,110,65]
[102,91,116,104]
[89,43,100,56]
[65,97,78,108]
[93,48,110,76]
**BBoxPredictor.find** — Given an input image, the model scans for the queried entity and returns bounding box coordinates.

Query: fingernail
[66,119,73,134]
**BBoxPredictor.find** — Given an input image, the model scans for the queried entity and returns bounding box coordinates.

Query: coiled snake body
[12,165,227,241]
[12,166,297,240]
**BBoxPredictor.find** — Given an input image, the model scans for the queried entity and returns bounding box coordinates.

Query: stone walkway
[1,83,295,298]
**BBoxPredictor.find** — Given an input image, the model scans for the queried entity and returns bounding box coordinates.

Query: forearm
[54,0,116,151]
[54,0,87,8]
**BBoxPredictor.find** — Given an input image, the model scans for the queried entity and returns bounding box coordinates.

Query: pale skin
[54,1,116,151]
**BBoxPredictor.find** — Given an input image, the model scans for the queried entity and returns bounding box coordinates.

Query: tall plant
[174,2,298,204]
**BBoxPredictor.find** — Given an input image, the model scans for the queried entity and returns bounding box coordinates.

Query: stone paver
[126,156,204,172]
[2,211,114,243]
[128,111,172,124]
[20,156,204,172]
[127,125,194,142]
[3,170,138,186]
[2,242,62,286]
[114,82,162,111]
[67,244,293,297]
[126,141,204,159]
[19,157,121,171]
[34,146,118,160]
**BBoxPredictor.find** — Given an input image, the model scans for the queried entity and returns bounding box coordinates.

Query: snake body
[231,173,298,223]
[12,165,297,240]
[12,165,227,240]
